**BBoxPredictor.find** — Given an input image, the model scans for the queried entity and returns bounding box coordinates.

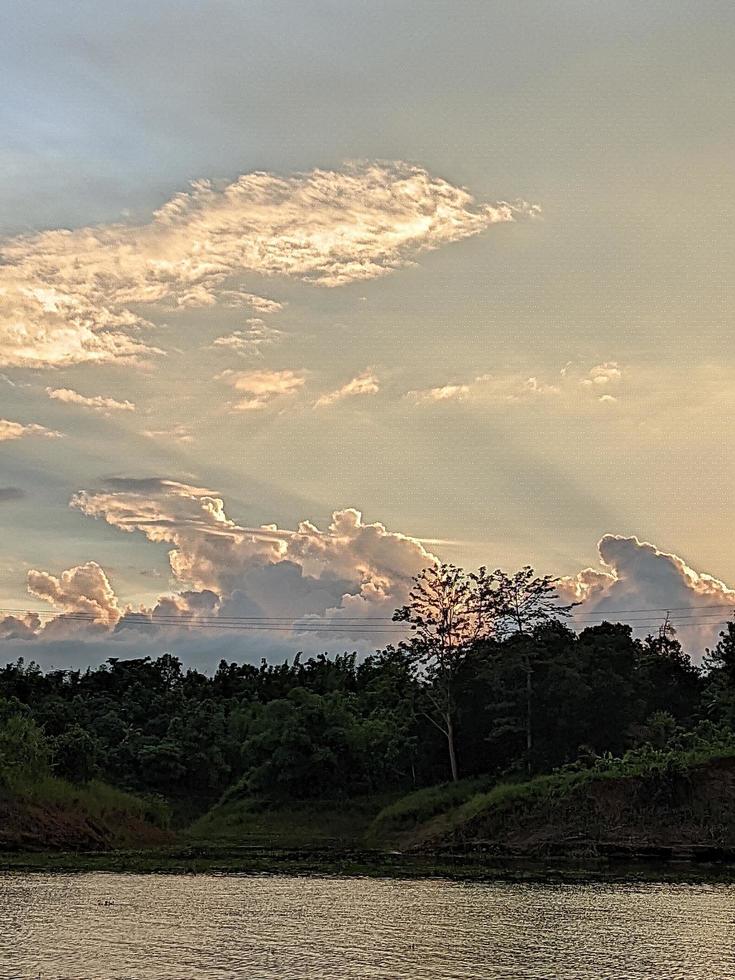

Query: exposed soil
[0,797,171,852]
[421,756,735,860]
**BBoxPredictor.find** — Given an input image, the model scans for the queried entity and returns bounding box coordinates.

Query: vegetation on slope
[3,561,735,859]
[369,736,735,856]
[0,709,170,850]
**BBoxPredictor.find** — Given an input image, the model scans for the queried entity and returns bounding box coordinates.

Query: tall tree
[393,564,495,781]
[479,566,574,775]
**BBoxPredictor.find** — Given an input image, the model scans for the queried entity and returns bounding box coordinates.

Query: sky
[1,0,734,667]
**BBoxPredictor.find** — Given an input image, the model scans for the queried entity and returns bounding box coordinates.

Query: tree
[0,707,51,786]
[703,621,735,723]
[393,564,495,781]
[53,723,101,783]
[478,566,575,775]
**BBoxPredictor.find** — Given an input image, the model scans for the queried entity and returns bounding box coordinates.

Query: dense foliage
[2,602,734,813]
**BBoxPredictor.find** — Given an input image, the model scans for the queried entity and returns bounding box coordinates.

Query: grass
[9,776,170,829]
[368,744,735,851]
[366,777,494,847]
[188,793,398,848]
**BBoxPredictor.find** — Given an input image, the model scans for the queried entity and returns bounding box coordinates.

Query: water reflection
[0,873,733,979]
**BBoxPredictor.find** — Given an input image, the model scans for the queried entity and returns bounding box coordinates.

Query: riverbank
[4,843,735,884]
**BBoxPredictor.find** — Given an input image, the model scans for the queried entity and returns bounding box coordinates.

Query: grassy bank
[7,746,735,876]
[188,792,398,848]
[383,747,735,856]
[0,776,171,851]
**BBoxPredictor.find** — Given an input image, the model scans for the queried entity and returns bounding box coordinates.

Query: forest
[2,563,735,822]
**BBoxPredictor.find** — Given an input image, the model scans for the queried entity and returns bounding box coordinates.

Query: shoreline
[3,845,735,883]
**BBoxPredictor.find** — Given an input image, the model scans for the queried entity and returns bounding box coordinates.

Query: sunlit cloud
[0,418,61,442]
[406,383,470,403]
[560,534,735,651]
[46,387,135,413]
[0,480,438,657]
[314,370,380,407]
[27,561,121,628]
[0,162,533,368]
[211,319,283,357]
[407,362,624,407]
[142,426,194,444]
[217,368,306,411]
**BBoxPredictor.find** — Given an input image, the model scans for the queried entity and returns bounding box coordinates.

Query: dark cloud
[0,487,26,502]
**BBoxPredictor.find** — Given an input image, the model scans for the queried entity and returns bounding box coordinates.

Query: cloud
[46,387,135,413]
[211,319,283,357]
[0,162,532,368]
[407,362,624,407]
[0,419,61,442]
[3,514,733,666]
[314,370,380,407]
[142,426,193,444]
[70,482,438,639]
[0,487,25,501]
[560,534,735,652]
[0,481,438,666]
[27,561,121,627]
[581,362,622,387]
[407,383,471,403]
[70,481,436,602]
[217,368,306,411]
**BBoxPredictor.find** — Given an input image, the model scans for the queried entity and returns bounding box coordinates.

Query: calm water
[1,873,734,979]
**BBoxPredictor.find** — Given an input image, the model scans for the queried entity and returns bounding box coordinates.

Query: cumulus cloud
[0,162,531,368]
[70,481,436,605]
[560,534,735,652]
[46,387,135,412]
[27,561,121,627]
[582,362,622,387]
[0,481,437,664]
[3,517,734,665]
[314,370,380,408]
[217,368,306,411]
[0,419,61,442]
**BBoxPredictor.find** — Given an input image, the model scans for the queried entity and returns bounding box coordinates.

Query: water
[1,873,734,979]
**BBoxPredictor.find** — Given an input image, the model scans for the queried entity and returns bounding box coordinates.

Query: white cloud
[218,291,284,314]
[0,418,61,442]
[407,383,470,403]
[0,162,531,368]
[560,534,735,652]
[27,561,121,627]
[211,319,283,357]
[314,370,380,407]
[46,387,135,412]
[217,368,306,411]
[70,480,436,630]
[582,362,622,387]
[0,481,439,663]
[142,425,193,444]
[3,518,734,665]
[407,362,624,407]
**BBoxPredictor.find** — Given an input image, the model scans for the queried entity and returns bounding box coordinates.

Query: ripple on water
[1,874,734,979]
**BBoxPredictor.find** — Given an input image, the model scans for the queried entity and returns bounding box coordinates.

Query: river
[1,873,733,978]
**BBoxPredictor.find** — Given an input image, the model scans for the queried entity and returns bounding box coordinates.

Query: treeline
[2,562,735,809]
